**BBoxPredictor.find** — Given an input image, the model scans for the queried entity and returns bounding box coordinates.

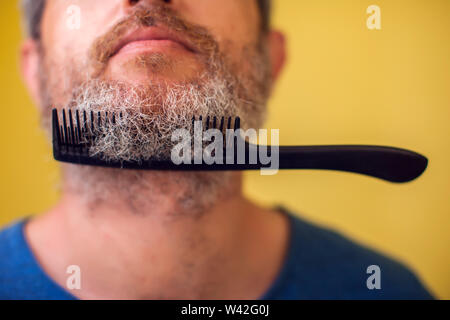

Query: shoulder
[0,220,27,268]
[268,212,434,300]
[0,219,75,300]
[0,220,32,299]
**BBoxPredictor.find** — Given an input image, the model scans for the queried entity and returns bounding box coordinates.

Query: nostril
[128,0,171,5]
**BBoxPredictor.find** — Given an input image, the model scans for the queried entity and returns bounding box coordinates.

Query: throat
[26,170,289,299]
[62,165,237,218]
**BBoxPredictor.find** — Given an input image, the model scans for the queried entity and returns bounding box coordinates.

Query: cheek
[42,1,118,70]
[180,0,260,65]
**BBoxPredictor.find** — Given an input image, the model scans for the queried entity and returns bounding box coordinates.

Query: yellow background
[0,0,449,298]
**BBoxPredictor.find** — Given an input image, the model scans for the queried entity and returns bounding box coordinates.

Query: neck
[25,167,289,299]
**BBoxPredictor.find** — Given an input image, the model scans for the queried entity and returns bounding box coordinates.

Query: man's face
[34,0,275,162]
[22,0,284,211]
[40,0,265,102]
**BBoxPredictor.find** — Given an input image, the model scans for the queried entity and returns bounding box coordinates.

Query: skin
[20,0,287,300]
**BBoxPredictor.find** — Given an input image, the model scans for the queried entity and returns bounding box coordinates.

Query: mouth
[111,26,196,57]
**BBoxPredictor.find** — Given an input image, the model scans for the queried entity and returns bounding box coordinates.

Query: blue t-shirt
[0,212,433,300]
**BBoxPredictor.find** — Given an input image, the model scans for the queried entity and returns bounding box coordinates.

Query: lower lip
[115,39,192,56]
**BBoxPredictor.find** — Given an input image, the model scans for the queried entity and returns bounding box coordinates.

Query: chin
[103,53,203,83]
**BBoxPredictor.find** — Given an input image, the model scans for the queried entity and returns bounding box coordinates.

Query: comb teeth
[191,115,241,132]
[53,109,126,149]
[53,109,241,149]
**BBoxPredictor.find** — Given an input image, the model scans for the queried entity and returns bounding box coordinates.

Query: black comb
[52,108,428,183]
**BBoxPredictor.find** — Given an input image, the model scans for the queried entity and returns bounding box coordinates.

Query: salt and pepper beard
[39,5,271,216]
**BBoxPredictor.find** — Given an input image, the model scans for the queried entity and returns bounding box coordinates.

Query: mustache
[88,3,219,74]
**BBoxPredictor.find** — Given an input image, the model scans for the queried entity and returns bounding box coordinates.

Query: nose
[125,0,172,8]
[121,0,173,17]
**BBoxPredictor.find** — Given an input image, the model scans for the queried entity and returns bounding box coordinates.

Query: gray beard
[41,47,270,216]
[65,75,254,163]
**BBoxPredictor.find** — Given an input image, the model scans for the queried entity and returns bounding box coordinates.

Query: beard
[39,4,271,216]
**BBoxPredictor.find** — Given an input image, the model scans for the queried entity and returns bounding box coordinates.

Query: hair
[20,0,271,40]
[257,0,271,32]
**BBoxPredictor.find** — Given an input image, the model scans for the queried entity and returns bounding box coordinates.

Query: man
[0,0,433,299]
